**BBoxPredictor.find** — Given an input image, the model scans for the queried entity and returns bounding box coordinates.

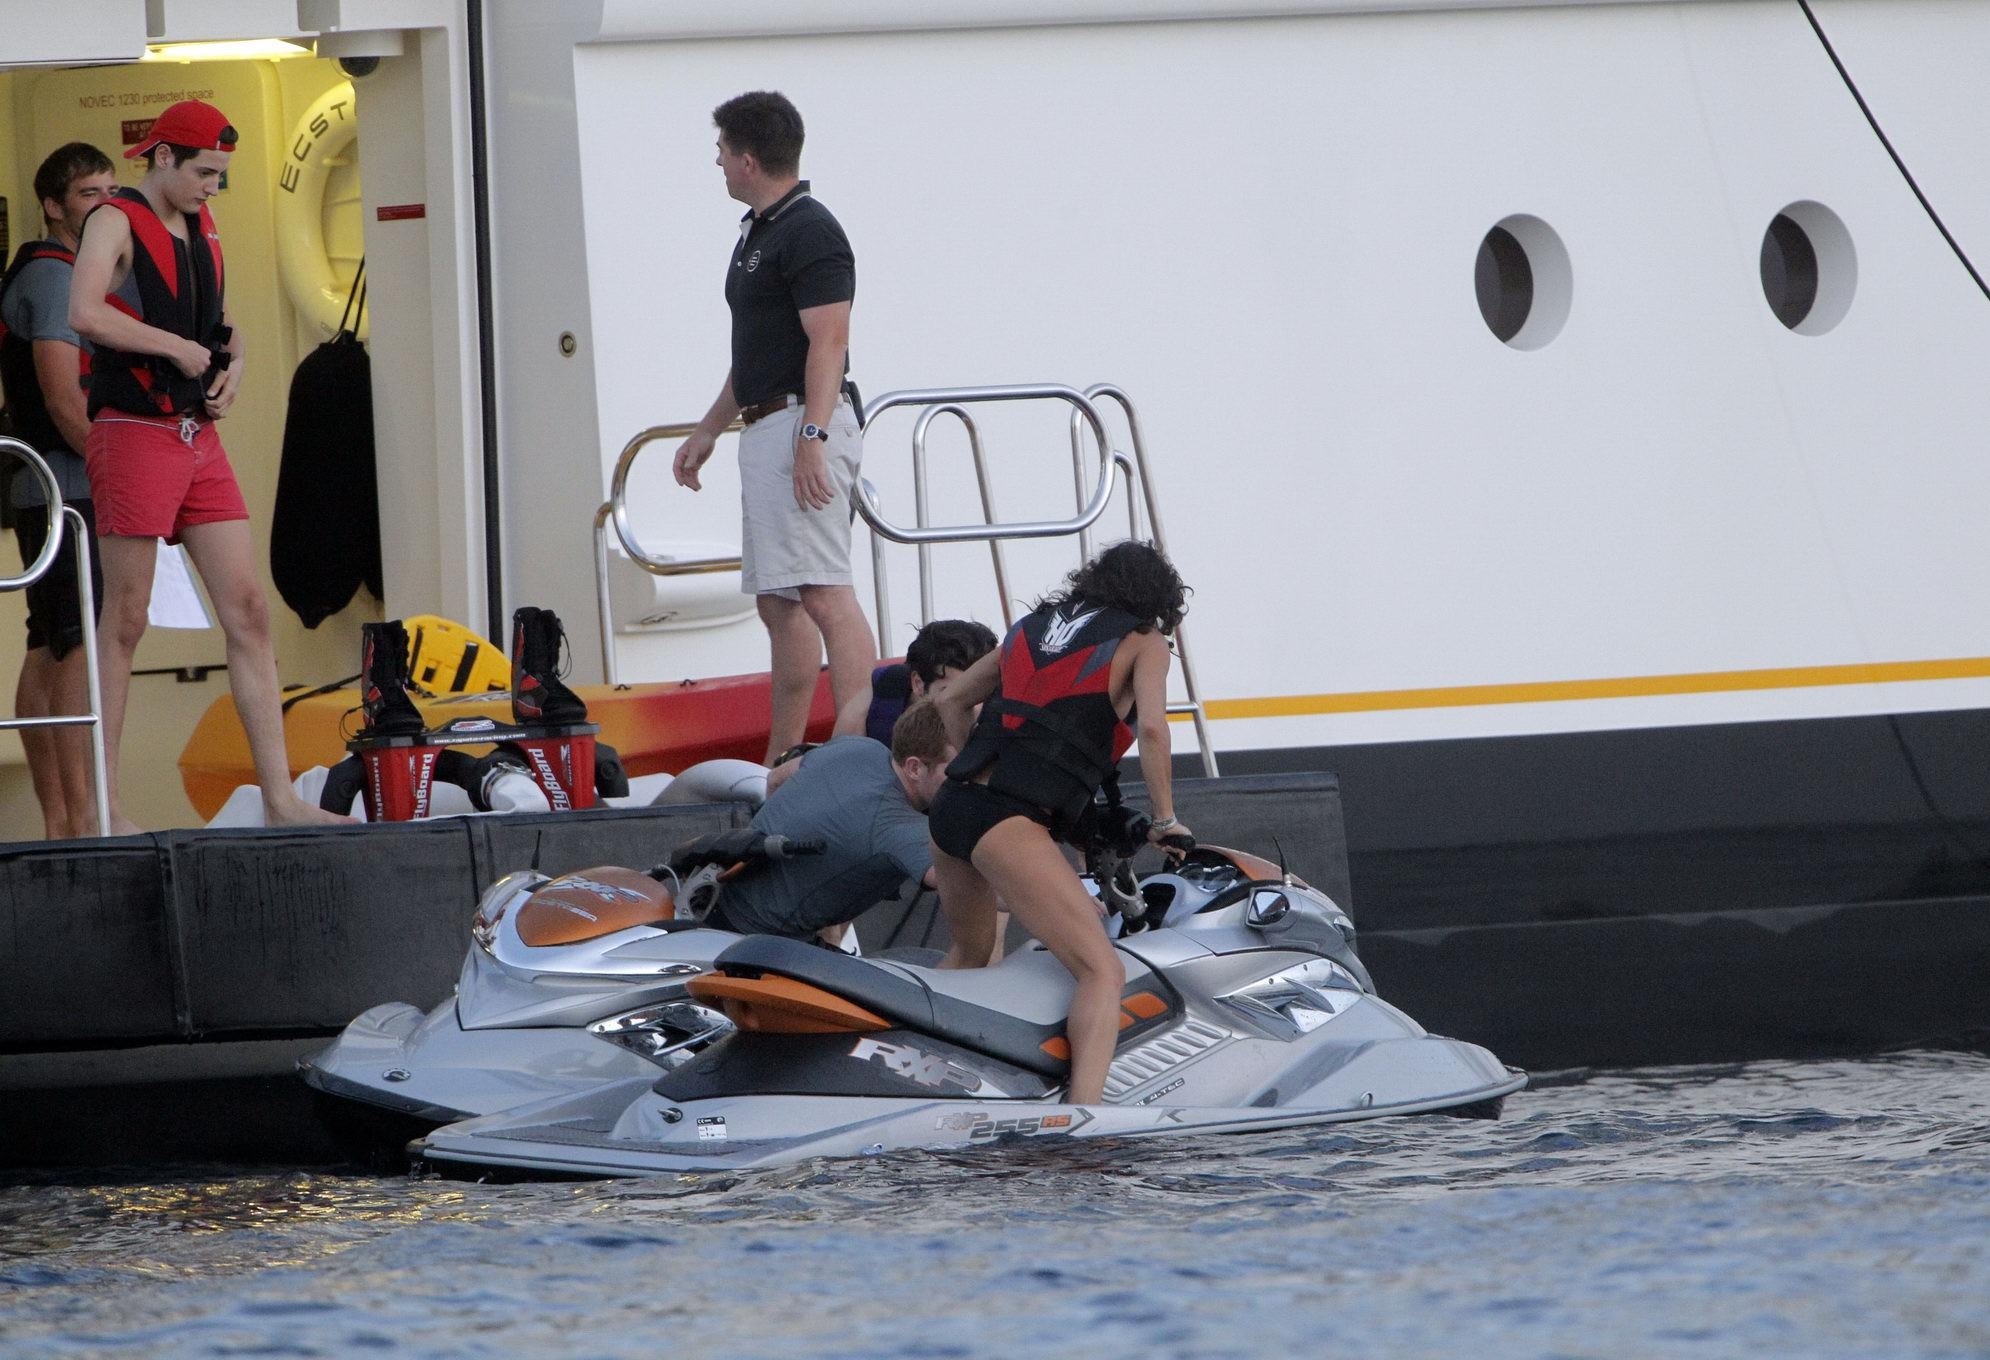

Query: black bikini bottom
[928,779,1053,862]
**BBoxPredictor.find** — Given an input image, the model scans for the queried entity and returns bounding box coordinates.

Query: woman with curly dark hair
[928,540,1192,1105]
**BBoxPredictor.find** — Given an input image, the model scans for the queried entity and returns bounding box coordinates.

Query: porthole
[1760,216,1818,328]
[1474,215,1571,350]
[1475,227,1531,343]
[1760,201,1855,335]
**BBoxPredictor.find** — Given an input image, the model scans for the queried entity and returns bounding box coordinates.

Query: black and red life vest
[0,241,79,459]
[84,187,225,418]
[947,601,1141,825]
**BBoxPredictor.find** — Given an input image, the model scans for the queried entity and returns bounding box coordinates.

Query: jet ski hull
[417,1027,1524,1178]
[299,1000,666,1128]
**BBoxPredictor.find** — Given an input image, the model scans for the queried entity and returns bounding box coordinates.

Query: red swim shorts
[85,412,249,544]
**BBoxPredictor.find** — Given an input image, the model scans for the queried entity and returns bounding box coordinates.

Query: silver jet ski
[418,815,1525,1178]
[299,828,824,1158]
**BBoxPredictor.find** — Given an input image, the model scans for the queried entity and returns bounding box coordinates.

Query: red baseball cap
[124,100,238,160]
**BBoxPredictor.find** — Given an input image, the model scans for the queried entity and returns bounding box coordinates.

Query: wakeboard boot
[511,606,589,727]
[360,619,428,737]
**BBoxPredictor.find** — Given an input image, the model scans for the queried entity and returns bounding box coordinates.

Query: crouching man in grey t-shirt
[713,702,954,943]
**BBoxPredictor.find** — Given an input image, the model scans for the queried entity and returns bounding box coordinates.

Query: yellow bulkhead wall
[0,54,382,838]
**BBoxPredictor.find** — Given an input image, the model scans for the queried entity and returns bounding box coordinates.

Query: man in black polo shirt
[672,90,878,764]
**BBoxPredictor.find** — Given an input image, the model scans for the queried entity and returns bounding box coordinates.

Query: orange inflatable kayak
[178,668,839,820]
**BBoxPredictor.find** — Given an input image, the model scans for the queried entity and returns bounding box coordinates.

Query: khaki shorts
[738,398,862,599]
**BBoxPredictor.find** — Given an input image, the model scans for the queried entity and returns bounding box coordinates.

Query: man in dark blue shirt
[765,617,996,796]
[840,617,999,744]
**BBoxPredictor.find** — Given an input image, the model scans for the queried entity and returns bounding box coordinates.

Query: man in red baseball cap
[69,100,349,832]
[120,98,238,163]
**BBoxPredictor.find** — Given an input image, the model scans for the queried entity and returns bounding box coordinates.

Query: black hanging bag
[271,263,383,627]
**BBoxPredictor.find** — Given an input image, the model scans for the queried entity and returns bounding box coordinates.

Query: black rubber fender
[319,755,367,814]
[594,741,630,799]
[320,747,490,814]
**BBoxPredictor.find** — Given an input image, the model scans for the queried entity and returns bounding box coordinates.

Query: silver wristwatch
[799,422,829,442]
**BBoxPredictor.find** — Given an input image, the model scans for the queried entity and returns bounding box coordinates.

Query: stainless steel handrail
[593,417,744,682]
[910,404,1014,630]
[0,436,112,836]
[605,418,745,575]
[1071,408,1144,560]
[1085,385,1219,776]
[855,384,1116,545]
[863,385,1217,776]
[0,440,63,591]
[861,475,893,639]
[592,385,1218,777]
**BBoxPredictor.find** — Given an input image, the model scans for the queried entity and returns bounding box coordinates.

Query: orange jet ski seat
[705,936,1178,1078]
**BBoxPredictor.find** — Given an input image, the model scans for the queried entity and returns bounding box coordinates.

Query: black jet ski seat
[708,936,1178,1078]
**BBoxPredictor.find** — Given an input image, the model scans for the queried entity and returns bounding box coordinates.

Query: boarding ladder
[0,437,112,836]
[593,384,1218,776]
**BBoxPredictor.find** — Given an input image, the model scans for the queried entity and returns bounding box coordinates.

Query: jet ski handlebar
[1089,802,1196,859]
[1085,802,1196,926]
[650,830,825,881]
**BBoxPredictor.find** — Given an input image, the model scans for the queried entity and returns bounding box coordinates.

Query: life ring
[274,81,366,342]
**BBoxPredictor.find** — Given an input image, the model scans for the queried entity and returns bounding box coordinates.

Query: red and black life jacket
[947,601,1141,825]
[0,240,79,458]
[84,187,225,418]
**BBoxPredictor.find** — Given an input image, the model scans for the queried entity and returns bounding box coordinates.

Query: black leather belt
[738,381,862,428]
[738,394,796,425]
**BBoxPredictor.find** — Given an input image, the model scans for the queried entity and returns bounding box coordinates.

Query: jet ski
[416,810,1525,1178]
[299,826,824,1161]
